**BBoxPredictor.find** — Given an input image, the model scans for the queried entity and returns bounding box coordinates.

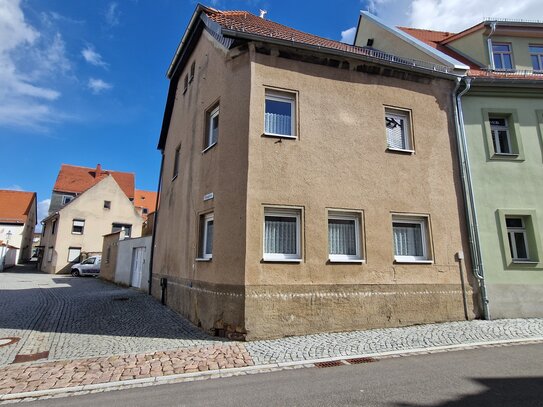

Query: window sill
[202,143,217,154]
[263,133,297,140]
[386,147,415,154]
[195,257,212,262]
[512,260,538,264]
[328,258,365,264]
[71,233,83,235]
[262,257,302,263]
[394,259,433,264]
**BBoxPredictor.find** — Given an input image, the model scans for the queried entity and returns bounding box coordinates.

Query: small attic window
[104,200,111,209]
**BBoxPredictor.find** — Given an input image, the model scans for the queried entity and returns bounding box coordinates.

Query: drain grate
[113,297,130,301]
[346,357,377,364]
[314,360,344,368]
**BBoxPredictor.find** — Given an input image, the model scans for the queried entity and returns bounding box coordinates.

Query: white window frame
[72,219,85,235]
[201,213,214,260]
[489,117,513,155]
[328,211,363,262]
[385,108,413,152]
[492,42,513,70]
[264,90,296,139]
[263,208,302,262]
[392,216,431,263]
[204,105,219,151]
[67,247,81,263]
[529,45,543,72]
[506,217,530,261]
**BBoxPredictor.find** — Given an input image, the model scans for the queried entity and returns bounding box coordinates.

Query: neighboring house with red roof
[151,5,478,340]
[0,190,37,265]
[48,164,135,215]
[355,13,543,319]
[40,176,143,274]
[134,190,158,220]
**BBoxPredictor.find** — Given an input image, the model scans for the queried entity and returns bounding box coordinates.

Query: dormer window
[492,43,513,70]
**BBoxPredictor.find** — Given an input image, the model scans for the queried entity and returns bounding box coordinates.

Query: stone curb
[2,336,543,402]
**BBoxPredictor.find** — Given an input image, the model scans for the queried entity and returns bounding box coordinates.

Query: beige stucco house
[152,5,480,340]
[0,190,37,265]
[40,176,143,274]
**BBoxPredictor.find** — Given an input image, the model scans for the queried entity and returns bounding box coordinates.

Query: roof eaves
[360,11,469,71]
[220,27,459,79]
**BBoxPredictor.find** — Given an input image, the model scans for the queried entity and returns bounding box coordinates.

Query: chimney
[95,164,102,178]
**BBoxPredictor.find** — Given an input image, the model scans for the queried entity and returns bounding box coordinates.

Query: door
[130,247,145,288]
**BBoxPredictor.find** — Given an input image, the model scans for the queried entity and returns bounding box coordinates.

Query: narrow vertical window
[385,108,412,151]
[506,217,529,261]
[328,211,362,262]
[51,219,57,235]
[492,43,513,70]
[489,117,512,154]
[205,105,219,150]
[199,213,214,260]
[47,247,53,262]
[183,74,188,93]
[264,90,295,138]
[189,61,195,82]
[263,208,301,261]
[173,145,181,179]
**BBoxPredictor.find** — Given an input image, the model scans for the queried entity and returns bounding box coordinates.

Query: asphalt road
[28,343,543,407]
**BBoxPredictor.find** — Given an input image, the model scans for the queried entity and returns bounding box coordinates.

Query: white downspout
[452,77,490,320]
[487,22,497,70]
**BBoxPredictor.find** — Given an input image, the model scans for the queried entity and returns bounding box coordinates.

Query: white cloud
[367,0,543,32]
[36,198,51,231]
[88,78,112,94]
[105,2,120,27]
[81,46,108,68]
[2,185,23,191]
[340,26,357,44]
[0,0,71,131]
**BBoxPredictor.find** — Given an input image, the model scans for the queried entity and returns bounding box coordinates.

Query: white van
[71,255,101,277]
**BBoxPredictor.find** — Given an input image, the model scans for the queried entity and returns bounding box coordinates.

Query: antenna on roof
[259,9,267,19]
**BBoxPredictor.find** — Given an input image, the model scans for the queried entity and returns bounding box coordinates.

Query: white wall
[115,236,152,291]
[0,245,17,271]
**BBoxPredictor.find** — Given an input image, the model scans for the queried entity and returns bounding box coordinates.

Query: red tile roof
[0,190,36,224]
[398,26,543,80]
[134,190,158,214]
[53,164,135,199]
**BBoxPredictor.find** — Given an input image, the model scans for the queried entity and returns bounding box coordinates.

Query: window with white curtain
[264,90,295,138]
[506,217,529,261]
[385,108,412,151]
[328,211,362,262]
[392,216,430,262]
[263,208,301,261]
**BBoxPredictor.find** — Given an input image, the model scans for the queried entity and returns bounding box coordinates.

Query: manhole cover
[0,337,19,347]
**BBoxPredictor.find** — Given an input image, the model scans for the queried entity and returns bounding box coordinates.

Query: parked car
[71,255,101,277]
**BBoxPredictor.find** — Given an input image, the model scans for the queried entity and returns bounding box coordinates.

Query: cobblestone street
[1,265,543,400]
[0,265,221,367]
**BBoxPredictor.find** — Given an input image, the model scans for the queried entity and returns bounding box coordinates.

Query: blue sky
[1,0,542,227]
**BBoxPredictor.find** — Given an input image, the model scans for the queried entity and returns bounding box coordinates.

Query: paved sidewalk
[1,318,542,399]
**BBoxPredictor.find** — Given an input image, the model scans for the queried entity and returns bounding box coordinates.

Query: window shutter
[386,113,408,149]
[73,220,85,227]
